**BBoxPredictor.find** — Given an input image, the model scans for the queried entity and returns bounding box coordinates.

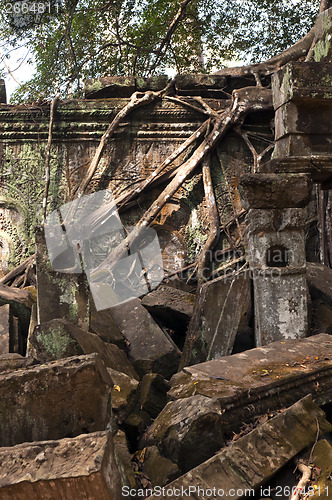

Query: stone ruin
[0,7,331,500]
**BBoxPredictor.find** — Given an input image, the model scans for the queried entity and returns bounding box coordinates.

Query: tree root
[197,156,220,287]
[289,462,312,500]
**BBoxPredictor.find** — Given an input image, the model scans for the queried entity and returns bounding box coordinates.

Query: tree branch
[148,0,193,75]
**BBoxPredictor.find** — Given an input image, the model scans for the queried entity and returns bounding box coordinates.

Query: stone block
[113,430,137,490]
[136,75,169,91]
[141,285,196,330]
[0,353,34,373]
[142,395,225,472]
[110,298,181,378]
[169,334,332,441]
[0,304,9,354]
[108,368,139,425]
[306,262,332,307]
[239,173,312,209]
[176,74,227,95]
[141,446,179,487]
[246,208,308,344]
[36,227,90,329]
[270,58,332,181]
[0,431,122,500]
[29,318,139,379]
[0,79,6,104]
[85,76,135,98]
[180,271,251,367]
[89,300,125,348]
[146,396,332,499]
[0,353,113,447]
[139,373,170,418]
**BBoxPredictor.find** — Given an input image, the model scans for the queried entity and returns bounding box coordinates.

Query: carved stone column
[239,173,312,345]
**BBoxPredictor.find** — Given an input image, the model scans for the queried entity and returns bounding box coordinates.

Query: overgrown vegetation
[0,0,320,102]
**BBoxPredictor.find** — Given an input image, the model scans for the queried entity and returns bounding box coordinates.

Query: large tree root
[197,156,220,287]
[90,86,273,280]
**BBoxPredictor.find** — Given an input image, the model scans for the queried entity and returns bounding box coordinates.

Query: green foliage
[0,0,320,102]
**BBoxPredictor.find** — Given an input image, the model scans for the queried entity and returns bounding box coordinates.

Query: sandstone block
[146,396,332,499]
[141,285,196,330]
[0,431,122,500]
[180,271,251,367]
[110,298,181,378]
[29,318,139,379]
[0,353,113,447]
[142,395,224,472]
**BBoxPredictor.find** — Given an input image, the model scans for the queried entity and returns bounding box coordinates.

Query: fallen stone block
[142,395,224,472]
[170,334,332,444]
[0,353,113,447]
[146,395,332,500]
[0,304,10,354]
[113,430,137,490]
[29,318,139,379]
[141,285,196,330]
[108,368,139,425]
[141,446,179,487]
[90,300,125,348]
[0,431,122,500]
[110,298,181,378]
[307,262,332,307]
[180,271,251,368]
[139,373,170,418]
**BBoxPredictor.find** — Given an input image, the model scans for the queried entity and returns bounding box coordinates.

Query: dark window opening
[266,245,289,268]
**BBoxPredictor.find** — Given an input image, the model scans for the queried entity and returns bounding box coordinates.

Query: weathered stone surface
[90,300,125,348]
[180,271,251,368]
[146,396,332,500]
[306,262,332,307]
[139,373,170,418]
[0,431,122,500]
[36,227,90,329]
[0,353,113,447]
[113,430,137,490]
[136,75,169,91]
[246,208,308,345]
[269,56,332,181]
[239,173,312,209]
[0,79,6,104]
[176,74,227,96]
[85,75,136,98]
[108,367,139,425]
[0,353,34,373]
[169,335,332,441]
[0,304,9,354]
[311,440,332,500]
[110,298,181,378]
[311,299,332,334]
[29,318,139,379]
[124,411,152,450]
[142,446,179,487]
[141,285,196,330]
[142,395,225,472]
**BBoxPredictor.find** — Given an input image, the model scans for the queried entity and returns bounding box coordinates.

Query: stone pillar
[239,173,312,345]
